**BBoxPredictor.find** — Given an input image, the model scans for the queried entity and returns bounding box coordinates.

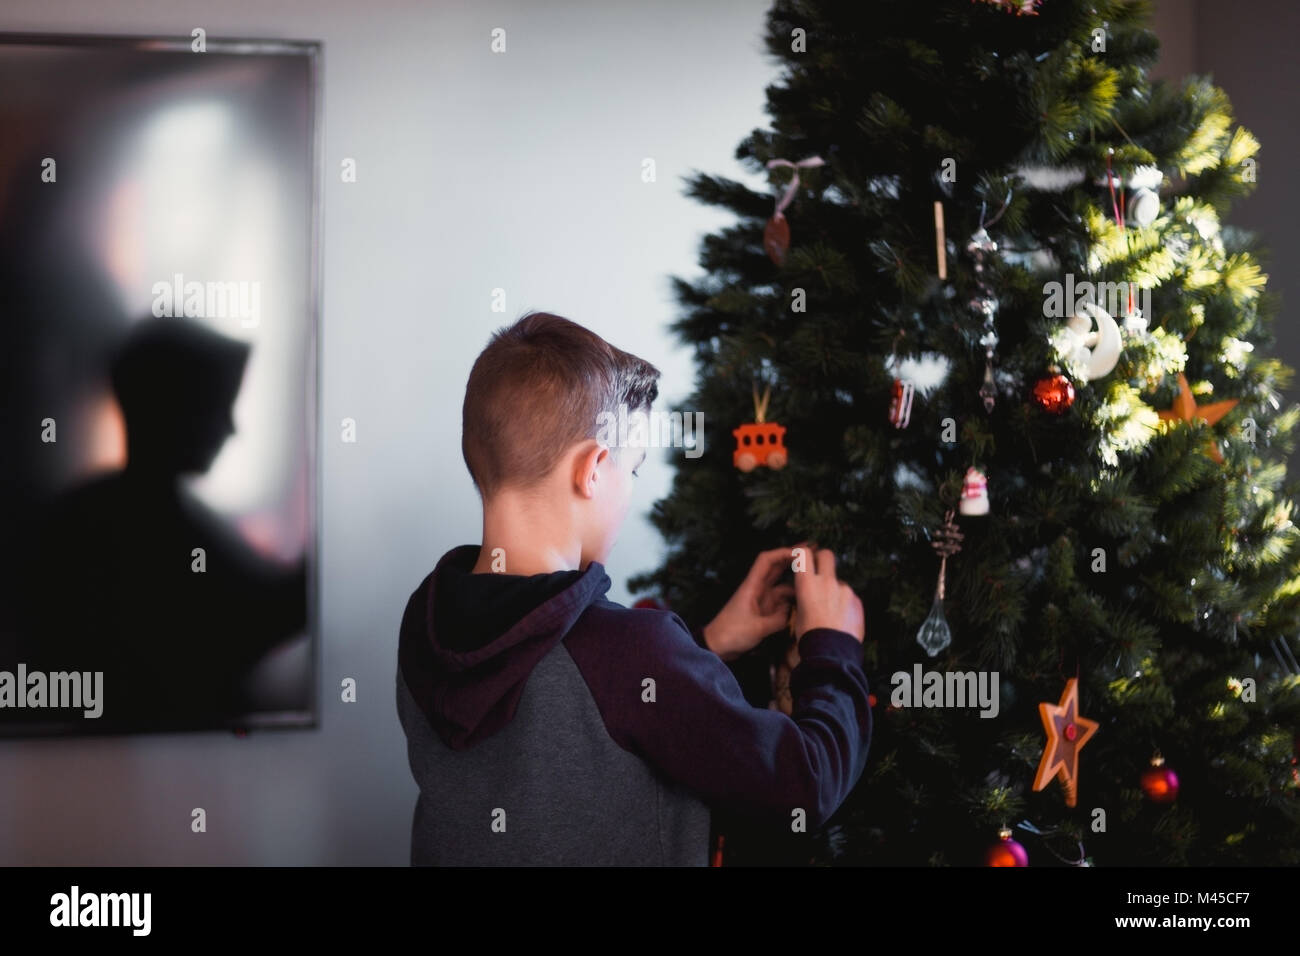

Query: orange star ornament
[1157,373,1239,464]
[1033,678,1099,808]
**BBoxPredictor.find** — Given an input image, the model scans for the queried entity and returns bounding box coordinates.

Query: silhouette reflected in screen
[0,36,317,737]
[24,318,307,732]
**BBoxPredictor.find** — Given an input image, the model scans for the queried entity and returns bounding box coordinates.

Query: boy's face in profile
[581,442,646,566]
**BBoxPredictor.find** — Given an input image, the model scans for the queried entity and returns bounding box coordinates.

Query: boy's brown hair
[462,311,660,498]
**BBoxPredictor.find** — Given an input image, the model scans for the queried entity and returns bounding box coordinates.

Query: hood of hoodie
[398,544,612,751]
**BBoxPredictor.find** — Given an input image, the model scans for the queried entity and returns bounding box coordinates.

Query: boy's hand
[701,547,796,661]
[793,547,865,642]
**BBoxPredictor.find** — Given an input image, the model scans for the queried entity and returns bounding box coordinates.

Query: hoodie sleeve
[688,622,709,650]
[564,608,871,830]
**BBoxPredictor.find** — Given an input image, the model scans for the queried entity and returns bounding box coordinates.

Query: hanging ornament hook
[931,508,964,599]
[752,383,772,424]
[980,188,1013,230]
[765,155,825,220]
[1105,149,1125,230]
[762,155,822,266]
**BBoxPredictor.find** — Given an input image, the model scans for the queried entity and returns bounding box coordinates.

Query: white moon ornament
[1065,301,1123,381]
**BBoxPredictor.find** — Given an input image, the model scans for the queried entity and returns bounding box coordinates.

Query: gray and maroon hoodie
[395,544,871,866]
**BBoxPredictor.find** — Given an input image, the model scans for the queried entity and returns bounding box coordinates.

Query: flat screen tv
[0,33,320,736]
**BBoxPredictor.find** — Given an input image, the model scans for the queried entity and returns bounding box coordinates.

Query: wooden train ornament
[733,384,788,472]
[732,422,788,472]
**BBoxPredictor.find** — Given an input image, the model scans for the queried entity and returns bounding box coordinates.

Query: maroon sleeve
[564,607,871,829]
[688,622,711,651]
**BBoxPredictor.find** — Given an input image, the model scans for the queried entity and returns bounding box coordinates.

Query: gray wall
[1,0,1295,864]
[1151,0,1300,472]
[1189,0,1300,477]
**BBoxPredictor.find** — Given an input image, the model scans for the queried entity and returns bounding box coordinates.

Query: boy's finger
[757,584,795,615]
[793,558,816,601]
[747,547,793,588]
[766,583,796,601]
[787,542,815,577]
[814,548,837,578]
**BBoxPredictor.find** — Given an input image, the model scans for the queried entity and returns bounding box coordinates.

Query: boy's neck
[471,544,582,576]
[473,491,585,576]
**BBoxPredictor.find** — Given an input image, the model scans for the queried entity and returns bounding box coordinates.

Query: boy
[396,311,870,865]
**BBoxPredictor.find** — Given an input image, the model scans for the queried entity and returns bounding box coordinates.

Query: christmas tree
[632,0,1300,865]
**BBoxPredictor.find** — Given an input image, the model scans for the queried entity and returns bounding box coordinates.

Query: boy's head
[462,311,660,566]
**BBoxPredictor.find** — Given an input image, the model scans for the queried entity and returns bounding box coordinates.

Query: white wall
[0,0,772,864]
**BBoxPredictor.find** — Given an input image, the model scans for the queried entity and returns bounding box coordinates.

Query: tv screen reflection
[0,35,319,736]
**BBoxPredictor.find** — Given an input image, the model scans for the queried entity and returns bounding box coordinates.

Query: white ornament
[1122,307,1148,333]
[1064,301,1123,380]
[1127,188,1160,227]
[1017,165,1088,192]
[1128,164,1162,191]
[1096,164,1162,227]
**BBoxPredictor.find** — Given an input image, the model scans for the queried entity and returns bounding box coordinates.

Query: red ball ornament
[1033,373,1075,414]
[985,827,1028,867]
[1141,754,1180,804]
[633,597,667,610]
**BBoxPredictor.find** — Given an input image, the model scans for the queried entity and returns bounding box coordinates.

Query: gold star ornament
[1157,372,1239,464]
[1033,678,1099,808]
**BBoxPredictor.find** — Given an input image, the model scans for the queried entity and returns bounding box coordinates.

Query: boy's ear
[573,440,610,498]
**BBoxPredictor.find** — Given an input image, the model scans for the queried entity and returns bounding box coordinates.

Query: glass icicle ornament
[916,509,964,656]
[967,190,1011,412]
[916,595,951,657]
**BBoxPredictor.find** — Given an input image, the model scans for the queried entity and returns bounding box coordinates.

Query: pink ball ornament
[985,827,1029,867]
